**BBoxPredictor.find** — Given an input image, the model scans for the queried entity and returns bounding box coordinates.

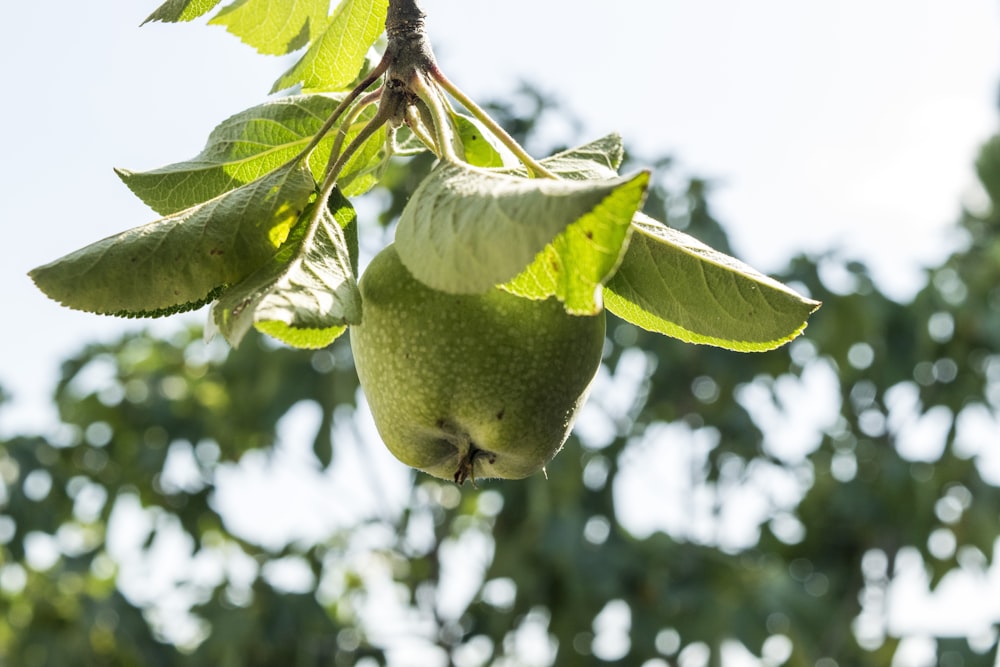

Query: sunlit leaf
[604,213,821,351]
[500,135,641,313]
[503,172,648,314]
[272,0,389,93]
[209,0,329,55]
[117,94,350,215]
[143,0,223,23]
[336,110,389,197]
[452,113,516,168]
[394,161,648,295]
[211,190,360,348]
[30,165,316,318]
[532,133,624,180]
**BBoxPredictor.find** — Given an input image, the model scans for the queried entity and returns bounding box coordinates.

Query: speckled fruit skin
[350,244,606,483]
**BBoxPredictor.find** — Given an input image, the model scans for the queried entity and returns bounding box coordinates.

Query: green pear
[350,244,605,483]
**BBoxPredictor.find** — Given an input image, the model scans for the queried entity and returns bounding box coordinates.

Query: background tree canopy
[2,89,1000,667]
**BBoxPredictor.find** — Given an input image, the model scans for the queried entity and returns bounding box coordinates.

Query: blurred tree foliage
[2,88,999,666]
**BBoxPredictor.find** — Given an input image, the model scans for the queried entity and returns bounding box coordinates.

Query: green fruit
[350,244,606,483]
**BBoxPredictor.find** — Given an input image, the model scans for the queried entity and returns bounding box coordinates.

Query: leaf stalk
[429,68,558,179]
[409,72,462,163]
[323,87,385,178]
[291,52,391,167]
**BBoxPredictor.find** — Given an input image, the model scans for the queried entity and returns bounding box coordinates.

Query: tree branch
[384,0,436,83]
[386,0,426,37]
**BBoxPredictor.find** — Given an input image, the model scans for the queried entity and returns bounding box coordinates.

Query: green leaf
[208,0,329,55]
[498,133,624,181]
[272,0,389,93]
[502,171,649,314]
[336,109,389,197]
[143,0,223,23]
[499,135,640,313]
[30,165,316,318]
[394,161,649,295]
[211,190,361,348]
[534,133,625,180]
[604,213,821,351]
[117,94,351,216]
[452,113,516,168]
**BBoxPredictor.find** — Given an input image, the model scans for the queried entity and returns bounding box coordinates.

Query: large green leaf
[502,172,649,314]
[30,165,316,318]
[604,213,821,351]
[209,0,329,55]
[116,94,387,215]
[272,0,389,93]
[116,95,345,215]
[500,134,640,313]
[211,190,360,348]
[394,161,648,295]
[143,0,223,23]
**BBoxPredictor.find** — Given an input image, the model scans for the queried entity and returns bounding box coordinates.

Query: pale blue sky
[2,0,999,432]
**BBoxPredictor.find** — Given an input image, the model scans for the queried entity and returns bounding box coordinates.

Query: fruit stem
[429,68,559,179]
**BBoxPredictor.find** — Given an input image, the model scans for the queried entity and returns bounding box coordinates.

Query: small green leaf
[117,94,350,215]
[211,190,361,348]
[272,0,389,93]
[498,133,624,181]
[394,161,648,295]
[451,113,516,168]
[143,0,223,23]
[535,133,625,180]
[209,0,328,55]
[503,171,649,314]
[30,165,316,318]
[604,213,822,351]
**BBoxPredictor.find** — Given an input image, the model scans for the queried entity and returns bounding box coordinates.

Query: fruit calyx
[454,445,497,487]
[436,417,498,486]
